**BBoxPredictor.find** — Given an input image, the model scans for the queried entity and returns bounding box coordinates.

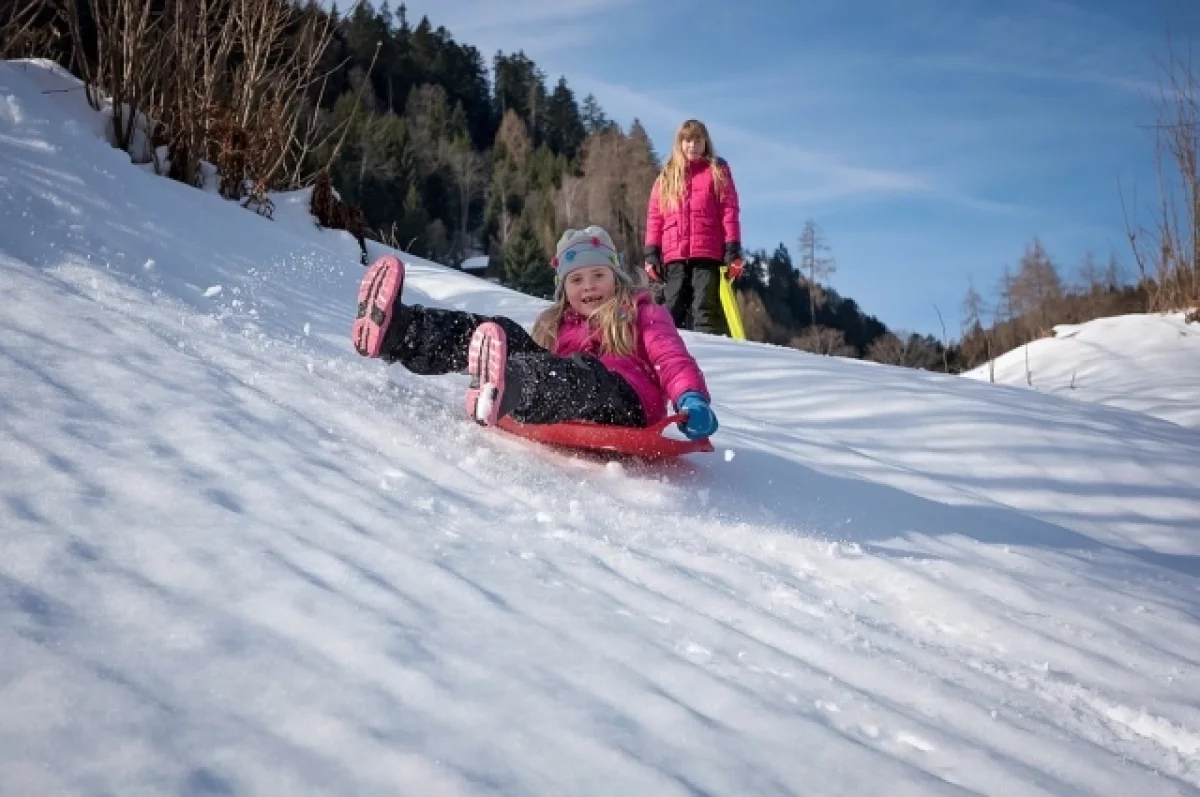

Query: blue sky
[378,0,1198,336]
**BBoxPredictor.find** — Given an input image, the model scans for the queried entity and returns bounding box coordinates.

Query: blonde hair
[657,119,728,211]
[532,279,640,356]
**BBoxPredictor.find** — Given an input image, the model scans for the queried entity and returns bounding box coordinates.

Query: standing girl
[351,226,719,439]
[644,119,744,335]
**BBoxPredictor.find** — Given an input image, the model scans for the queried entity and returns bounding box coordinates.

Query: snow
[3,59,1200,796]
[964,312,1200,430]
[461,254,489,273]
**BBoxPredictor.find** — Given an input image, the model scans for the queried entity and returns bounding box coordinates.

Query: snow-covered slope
[964,312,1200,430]
[4,60,1200,796]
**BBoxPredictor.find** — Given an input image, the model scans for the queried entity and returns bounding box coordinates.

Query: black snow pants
[381,304,645,428]
[659,258,728,336]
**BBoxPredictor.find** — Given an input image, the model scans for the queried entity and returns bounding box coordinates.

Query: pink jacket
[553,292,710,425]
[645,158,741,264]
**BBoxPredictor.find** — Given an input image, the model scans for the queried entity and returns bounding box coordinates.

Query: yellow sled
[719,265,746,340]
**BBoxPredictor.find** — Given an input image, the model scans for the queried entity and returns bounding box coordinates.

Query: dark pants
[660,259,728,336]
[381,304,645,427]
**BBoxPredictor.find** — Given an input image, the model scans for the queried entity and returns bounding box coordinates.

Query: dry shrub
[57,0,337,205]
[1,0,57,59]
[310,170,368,264]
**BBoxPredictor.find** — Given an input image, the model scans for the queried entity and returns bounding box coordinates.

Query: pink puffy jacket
[645,157,741,264]
[552,292,710,425]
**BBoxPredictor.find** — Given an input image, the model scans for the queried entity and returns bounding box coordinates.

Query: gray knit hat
[551,225,631,299]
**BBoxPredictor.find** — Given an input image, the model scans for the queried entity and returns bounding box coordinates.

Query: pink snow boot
[352,254,405,357]
[466,322,509,425]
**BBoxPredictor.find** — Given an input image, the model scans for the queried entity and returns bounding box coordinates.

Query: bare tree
[556,172,585,229]
[1010,237,1063,335]
[1072,249,1130,320]
[866,331,942,369]
[569,123,658,272]
[56,0,339,199]
[933,304,951,372]
[1076,250,1105,294]
[995,264,1015,324]
[618,121,660,268]
[226,0,338,205]
[1103,251,1124,291]
[1124,31,1200,311]
[156,0,237,186]
[797,218,835,325]
[960,278,994,379]
[793,326,855,357]
[579,126,624,240]
[495,108,531,165]
[1,0,54,59]
[491,110,531,248]
[866,333,905,365]
[737,288,772,342]
[441,134,484,261]
[61,0,162,156]
[404,83,453,174]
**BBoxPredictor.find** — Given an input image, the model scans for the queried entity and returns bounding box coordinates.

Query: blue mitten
[676,391,718,440]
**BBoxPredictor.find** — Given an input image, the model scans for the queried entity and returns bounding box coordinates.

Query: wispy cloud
[577,77,930,184]
[907,52,1160,98]
[575,76,1027,213]
[891,0,1162,97]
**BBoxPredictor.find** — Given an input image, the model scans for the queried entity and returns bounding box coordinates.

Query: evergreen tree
[357,113,419,229]
[411,16,438,76]
[321,90,373,203]
[343,3,388,84]
[756,243,813,334]
[397,182,431,255]
[580,93,614,134]
[386,6,416,115]
[441,43,495,149]
[374,2,400,112]
[493,51,547,145]
[545,77,585,160]
[503,215,555,298]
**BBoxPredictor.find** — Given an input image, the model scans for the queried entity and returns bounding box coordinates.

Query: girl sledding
[351,226,719,454]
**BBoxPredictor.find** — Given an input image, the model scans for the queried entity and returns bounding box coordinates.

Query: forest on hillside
[2,0,1195,374]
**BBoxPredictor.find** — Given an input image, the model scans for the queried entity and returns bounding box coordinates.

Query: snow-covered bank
[964,312,1200,430]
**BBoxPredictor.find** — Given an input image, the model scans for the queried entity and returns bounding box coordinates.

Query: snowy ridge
[964,312,1200,430]
[3,59,1200,796]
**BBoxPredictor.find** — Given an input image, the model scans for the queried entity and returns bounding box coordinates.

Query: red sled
[492,413,714,460]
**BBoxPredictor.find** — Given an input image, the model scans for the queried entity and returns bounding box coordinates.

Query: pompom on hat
[550,225,631,299]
